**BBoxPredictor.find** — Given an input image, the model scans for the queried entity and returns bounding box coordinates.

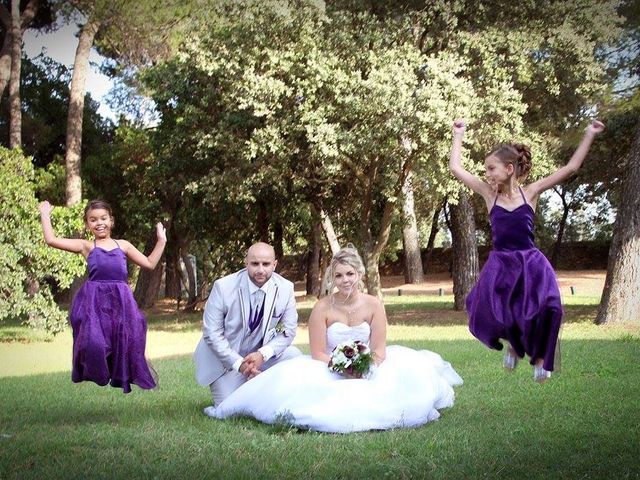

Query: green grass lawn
[1,293,639,480]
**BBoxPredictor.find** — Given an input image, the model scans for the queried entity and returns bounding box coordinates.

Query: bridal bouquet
[329,340,374,379]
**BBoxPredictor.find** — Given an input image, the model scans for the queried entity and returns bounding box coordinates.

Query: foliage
[0,147,85,333]
[33,158,66,205]
[11,0,623,291]
[110,0,627,289]
[82,120,161,243]
[137,3,468,271]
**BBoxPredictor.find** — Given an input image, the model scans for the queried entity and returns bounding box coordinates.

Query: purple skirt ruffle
[69,280,156,393]
[466,248,562,371]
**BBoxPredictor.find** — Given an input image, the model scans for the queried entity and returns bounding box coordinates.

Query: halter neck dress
[68,240,156,393]
[466,188,562,371]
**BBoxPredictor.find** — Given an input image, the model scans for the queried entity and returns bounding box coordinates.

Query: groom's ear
[273,259,278,268]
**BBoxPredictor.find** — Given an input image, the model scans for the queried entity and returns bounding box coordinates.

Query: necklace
[500,183,520,199]
[500,189,519,199]
[331,293,359,325]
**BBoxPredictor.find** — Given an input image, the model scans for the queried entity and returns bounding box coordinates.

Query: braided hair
[488,143,532,182]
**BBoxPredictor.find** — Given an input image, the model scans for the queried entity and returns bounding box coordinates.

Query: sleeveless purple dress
[69,242,156,393]
[466,189,562,371]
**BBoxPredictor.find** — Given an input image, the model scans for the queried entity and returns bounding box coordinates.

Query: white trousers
[209,346,302,405]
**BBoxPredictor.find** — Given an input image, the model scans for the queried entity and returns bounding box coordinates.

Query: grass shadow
[0,297,603,343]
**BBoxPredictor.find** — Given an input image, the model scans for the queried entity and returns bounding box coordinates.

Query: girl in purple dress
[449,119,604,382]
[39,200,166,393]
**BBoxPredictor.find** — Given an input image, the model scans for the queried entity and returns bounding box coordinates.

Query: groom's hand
[240,352,265,378]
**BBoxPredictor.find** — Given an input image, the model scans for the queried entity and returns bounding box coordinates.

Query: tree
[61,0,191,205]
[0,0,52,98]
[434,1,621,309]
[449,190,478,310]
[0,54,112,172]
[135,1,530,298]
[549,182,587,267]
[64,16,99,205]
[7,0,21,148]
[80,120,165,306]
[0,146,85,333]
[120,0,626,303]
[401,154,424,283]
[595,122,640,324]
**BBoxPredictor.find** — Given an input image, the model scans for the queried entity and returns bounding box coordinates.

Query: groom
[194,242,301,406]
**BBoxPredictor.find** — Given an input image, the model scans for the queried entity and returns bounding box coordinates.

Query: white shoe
[533,365,551,383]
[503,350,518,371]
[203,406,217,417]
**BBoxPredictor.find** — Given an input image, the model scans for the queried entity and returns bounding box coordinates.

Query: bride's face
[333,263,358,295]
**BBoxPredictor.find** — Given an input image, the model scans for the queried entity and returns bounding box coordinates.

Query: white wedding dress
[207,322,463,433]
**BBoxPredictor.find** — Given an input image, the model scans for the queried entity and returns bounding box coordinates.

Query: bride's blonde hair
[323,243,366,294]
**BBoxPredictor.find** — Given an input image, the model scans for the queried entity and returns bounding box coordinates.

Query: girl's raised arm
[449,120,494,201]
[39,201,87,255]
[121,222,167,270]
[528,120,605,198]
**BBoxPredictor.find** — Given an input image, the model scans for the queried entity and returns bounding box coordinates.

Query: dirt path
[296,270,606,298]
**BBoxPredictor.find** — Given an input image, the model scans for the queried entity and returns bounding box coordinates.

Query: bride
[205,245,463,433]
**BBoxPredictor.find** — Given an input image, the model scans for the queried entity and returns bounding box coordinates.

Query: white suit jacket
[193,269,298,386]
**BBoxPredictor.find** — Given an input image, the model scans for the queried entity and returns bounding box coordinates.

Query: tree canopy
[4,0,638,329]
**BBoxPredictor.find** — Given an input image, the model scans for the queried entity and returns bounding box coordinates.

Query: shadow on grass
[145,311,202,333]
[0,300,602,343]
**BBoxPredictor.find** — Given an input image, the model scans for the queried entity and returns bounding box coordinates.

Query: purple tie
[249,290,265,332]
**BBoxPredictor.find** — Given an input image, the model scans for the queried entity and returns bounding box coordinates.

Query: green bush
[0,147,86,334]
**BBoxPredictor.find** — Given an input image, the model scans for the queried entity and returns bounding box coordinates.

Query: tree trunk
[164,237,181,301]
[401,170,424,283]
[0,37,11,99]
[319,248,331,296]
[550,188,570,268]
[65,19,100,206]
[361,199,396,299]
[362,248,383,299]
[199,259,210,302]
[273,218,284,260]
[595,124,640,325]
[134,264,164,309]
[423,203,442,272]
[256,199,269,242]
[449,190,479,310]
[306,215,323,296]
[181,250,197,311]
[0,0,37,99]
[133,229,164,309]
[318,207,340,254]
[8,0,22,149]
[317,207,341,296]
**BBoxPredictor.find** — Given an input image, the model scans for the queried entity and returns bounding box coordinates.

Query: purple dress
[466,189,562,371]
[69,241,156,393]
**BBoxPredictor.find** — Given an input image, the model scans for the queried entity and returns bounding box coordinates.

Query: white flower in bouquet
[328,340,374,379]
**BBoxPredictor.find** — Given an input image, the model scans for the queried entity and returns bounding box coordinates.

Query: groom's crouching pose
[194,242,301,407]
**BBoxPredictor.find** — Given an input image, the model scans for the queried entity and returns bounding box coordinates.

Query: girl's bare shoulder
[113,238,133,251]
